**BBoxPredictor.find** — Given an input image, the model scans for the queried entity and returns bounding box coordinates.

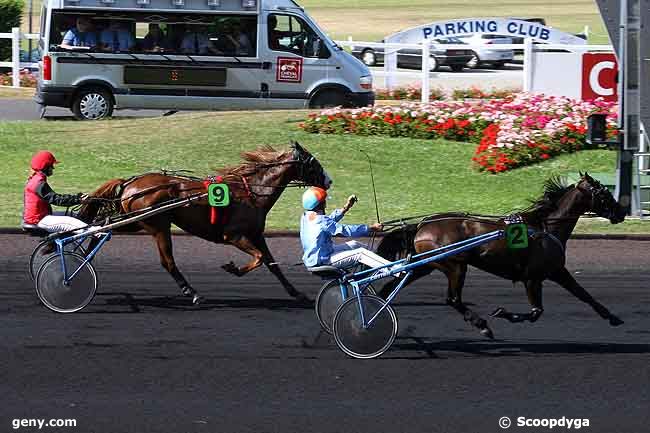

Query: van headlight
[360,75,372,90]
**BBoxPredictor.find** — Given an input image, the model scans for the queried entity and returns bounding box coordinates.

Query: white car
[456,34,514,69]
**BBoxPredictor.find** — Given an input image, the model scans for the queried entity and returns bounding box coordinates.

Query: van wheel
[310,89,348,108]
[72,88,113,120]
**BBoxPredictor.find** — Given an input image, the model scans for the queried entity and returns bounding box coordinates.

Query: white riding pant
[328,240,393,271]
[37,215,88,233]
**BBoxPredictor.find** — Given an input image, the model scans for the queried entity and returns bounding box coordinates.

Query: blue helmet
[302,187,327,210]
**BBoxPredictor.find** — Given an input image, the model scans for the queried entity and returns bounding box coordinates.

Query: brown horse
[376,174,626,339]
[78,142,331,304]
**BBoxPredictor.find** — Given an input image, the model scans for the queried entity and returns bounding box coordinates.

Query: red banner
[582,53,618,102]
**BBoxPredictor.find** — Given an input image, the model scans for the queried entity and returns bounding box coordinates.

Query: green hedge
[0,0,23,62]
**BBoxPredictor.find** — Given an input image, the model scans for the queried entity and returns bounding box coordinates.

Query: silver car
[456,34,514,69]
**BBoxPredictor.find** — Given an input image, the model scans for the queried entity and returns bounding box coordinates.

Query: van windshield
[49,10,257,57]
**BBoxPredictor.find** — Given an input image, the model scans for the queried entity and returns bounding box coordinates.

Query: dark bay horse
[78,142,331,304]
[376,174,626,339]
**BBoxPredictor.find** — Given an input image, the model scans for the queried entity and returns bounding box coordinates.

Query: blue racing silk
[300,208,370,267]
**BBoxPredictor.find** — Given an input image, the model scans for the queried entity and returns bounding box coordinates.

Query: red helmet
[31,151,59,171]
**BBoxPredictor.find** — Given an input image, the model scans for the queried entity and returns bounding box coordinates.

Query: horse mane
[217,146,291,182]
[520,176,575,225]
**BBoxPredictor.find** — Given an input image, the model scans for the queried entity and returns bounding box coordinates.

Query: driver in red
[23,151,88,233]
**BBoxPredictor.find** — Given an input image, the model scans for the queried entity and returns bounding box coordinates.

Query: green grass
[0,86,34,98]
[301,0,612,44]
[1,110,647,233]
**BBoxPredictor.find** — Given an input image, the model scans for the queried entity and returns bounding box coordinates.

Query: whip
[357,148,381,224]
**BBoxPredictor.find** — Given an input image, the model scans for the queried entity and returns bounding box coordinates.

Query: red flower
[540,153,550,159]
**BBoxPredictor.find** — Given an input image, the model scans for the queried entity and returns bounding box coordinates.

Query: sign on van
[386,18,587,45]
[277,57,303,83]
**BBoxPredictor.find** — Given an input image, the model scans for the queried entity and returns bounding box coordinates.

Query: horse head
[577,172,626,224]
[290,141,332,189]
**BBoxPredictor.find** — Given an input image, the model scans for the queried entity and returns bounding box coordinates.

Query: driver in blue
[300,187,395,272]
[60,18,97,50]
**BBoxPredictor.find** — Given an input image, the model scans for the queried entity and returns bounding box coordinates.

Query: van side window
[268,14,327,58]
[48,12,258,57]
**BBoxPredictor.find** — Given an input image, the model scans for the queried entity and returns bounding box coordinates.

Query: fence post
[421,42,430,104]
[523,37,534,92]
[384,39,397,90]
[12,27,21,88]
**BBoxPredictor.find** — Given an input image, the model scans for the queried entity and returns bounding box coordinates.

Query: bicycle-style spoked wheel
[35,252,97,313]
[333,295,398,359]
[29,239,87,281]
[315,280,376,334]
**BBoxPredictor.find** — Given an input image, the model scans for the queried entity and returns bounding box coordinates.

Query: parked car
[351,38,473,72]
[456,34,514,69]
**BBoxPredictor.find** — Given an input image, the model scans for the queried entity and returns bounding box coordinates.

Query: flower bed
[0,69,37,88]
[374,84,446,101]
[374,84,520,101]
[300,93,617,173]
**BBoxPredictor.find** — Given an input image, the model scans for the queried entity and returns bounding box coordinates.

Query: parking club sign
[276,57,303,83]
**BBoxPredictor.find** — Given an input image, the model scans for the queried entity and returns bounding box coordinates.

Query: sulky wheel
[333,295,397,359]
[29,239,87,281]
[315,280,376,334]
[35,252,97,313]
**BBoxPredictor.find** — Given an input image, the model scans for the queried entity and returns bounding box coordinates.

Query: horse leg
[254,236,308,301]
[151,227,202,305]
[549,267,623,326]
[491,280,545,323]
[443,262,495,339]
[221,235,265,277]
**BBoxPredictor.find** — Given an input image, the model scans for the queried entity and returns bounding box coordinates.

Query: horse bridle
[577,179,615,218]
[292,148,324,187]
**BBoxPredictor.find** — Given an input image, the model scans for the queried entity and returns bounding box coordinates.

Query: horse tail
[77,178,126,223]
[376,223,419,261]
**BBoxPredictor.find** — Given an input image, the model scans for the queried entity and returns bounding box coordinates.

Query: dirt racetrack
[2,234,649,433]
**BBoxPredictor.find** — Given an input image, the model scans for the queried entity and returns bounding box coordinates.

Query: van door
[263,13,333,109]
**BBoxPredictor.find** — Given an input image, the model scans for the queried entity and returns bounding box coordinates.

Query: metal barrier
[636,151,650,218]
[0,27,39,88]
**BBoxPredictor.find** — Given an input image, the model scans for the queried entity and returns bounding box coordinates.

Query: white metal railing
[0,27,39,88]
[335,38,614,104]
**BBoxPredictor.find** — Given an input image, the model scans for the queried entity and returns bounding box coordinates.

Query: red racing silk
[23,172,51,224]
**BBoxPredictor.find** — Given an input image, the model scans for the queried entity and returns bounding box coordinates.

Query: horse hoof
[609,316,624,326]
[222,262,241,276]
[490,307,507,318]
[192,294,204,305]
[480,327,495,340]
